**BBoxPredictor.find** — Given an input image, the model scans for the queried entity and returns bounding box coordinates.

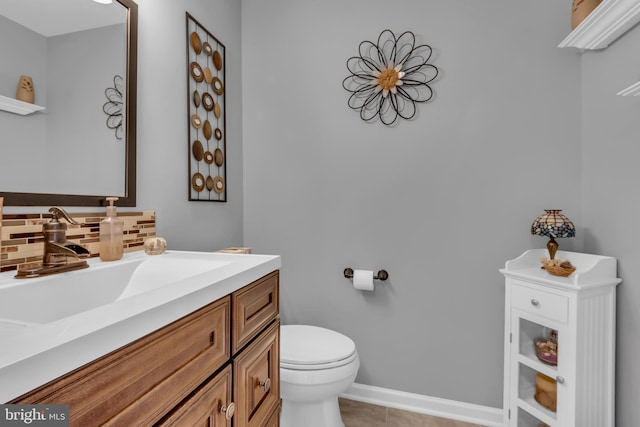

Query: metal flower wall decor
[342,29,438,126]
[103,75,124,140]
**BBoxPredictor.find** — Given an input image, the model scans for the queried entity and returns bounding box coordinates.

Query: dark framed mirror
[0,0,137,207]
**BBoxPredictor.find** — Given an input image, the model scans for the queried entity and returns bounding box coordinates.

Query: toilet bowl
[280,325,360,427]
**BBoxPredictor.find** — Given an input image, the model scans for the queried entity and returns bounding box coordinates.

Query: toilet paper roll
[353,269,374,291]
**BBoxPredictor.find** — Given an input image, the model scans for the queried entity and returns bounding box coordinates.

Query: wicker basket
[544,265,576,277]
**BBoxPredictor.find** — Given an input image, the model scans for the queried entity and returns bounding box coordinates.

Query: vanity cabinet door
[233,319,280,427]
[157,365,234,427]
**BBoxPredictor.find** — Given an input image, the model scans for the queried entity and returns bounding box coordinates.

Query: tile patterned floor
[339,398,486,427]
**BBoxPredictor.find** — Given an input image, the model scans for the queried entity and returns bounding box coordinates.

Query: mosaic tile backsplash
[0,211,156,273]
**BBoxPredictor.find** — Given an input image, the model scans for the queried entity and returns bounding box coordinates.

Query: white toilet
[280,325,360,427]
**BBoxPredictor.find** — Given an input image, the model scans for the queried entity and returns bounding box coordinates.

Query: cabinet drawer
[14,297,230,427]
[232,271,279,354]
[157,365,234,427]
[262,401,282,427]
[234,319,280,427]
[512,282,568,323]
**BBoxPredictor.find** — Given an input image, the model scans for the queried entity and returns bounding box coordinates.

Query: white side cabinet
[500,250,620,427]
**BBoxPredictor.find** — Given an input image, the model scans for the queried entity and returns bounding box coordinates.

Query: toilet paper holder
[343,267,389,281]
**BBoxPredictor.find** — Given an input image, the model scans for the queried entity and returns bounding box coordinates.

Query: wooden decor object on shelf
[186,12,227,202]
[16,75,34,104]
[572,0,602,29]
[217,247,252,254]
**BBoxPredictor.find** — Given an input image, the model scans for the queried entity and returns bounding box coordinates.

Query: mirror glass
[0,0,137,207]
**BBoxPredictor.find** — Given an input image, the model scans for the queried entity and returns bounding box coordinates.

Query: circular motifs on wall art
[342,29,438,126]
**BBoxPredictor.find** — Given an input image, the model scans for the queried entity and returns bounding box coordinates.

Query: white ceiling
[0,0,126,37]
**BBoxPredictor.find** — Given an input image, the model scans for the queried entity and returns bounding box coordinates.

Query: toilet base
[280,396,344,427]
[279,325,359,427]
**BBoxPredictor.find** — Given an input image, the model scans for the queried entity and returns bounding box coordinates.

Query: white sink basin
[0,251,230,325]
[0,249,281,404]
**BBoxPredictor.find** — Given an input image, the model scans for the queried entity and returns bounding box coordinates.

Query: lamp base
[547,237,558,260]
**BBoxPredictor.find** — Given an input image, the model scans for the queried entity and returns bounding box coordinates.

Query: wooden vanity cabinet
[11,271,281,427]
[11,296,231,426]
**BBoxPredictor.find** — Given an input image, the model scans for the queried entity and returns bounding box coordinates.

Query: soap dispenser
[100,197,124,261]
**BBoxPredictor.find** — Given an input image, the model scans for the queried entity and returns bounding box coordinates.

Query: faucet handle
[48,206,80,225]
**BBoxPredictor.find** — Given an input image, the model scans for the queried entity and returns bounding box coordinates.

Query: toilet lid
[281,325,357,368]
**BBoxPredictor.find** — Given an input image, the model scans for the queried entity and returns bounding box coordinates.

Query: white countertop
[0,250,281,402]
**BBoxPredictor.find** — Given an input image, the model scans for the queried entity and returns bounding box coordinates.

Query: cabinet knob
[530,299,539,306]
[259,377,271,392]
[556,376,565,384]
[220,402,235,420]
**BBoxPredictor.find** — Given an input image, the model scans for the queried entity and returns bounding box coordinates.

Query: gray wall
[5,0,638,423]
[581,26,640,426]
[242,0,582,408]
[134,0,244,250]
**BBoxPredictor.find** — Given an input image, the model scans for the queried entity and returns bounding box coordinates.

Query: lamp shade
[531,210,576,239]
[531,210,575,260]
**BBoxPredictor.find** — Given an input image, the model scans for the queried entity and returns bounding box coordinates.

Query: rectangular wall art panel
[186,12,227,202]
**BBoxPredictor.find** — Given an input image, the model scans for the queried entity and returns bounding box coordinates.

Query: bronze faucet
[42,207,90,266]
[15,207,90,278]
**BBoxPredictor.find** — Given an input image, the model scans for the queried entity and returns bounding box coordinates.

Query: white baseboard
[340,383,504,427]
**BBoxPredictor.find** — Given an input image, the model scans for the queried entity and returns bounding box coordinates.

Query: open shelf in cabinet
[518,364,557,426]
[517,353,557,379]
[518,406,551,427]
[518,318,559,371]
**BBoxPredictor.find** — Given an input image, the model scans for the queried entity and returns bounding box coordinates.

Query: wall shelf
[617,80,640,96]
[0,94,45,115]
[558,0,640,50]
